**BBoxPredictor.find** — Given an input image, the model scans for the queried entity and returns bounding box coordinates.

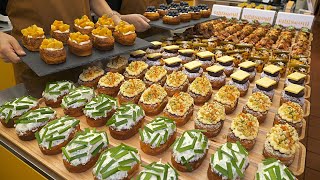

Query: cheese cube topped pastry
[137,161,179,180]
[97,72,125,97]
[62,128,108,173]
[261,64,282,85]
[106,104,145,140]
[95,15,115,30]
[263,124,299,166]
[124,61,148,80]
[128,50,146,62]
[74,15,94,34]
[61,86,95,117]
[178,49,195,64]
[146,53,163,66]
[228,113,259,150]
[163,57,183,73]
[255,158,296,180]
[253,77,277,100]
[188,76,212,105]
[35,116,80,155]
[275,102,304,135]
[228,70,251,97]
[139,117,176,155]
[216,56,235,76]
[208,142,249,180]
[93,144,141,180]
[118,79,146,104]
[238,61,257,82]
[196,51,214,69]
[286,72,306,86]
[144,66,167,86]
[114,21,137,46]
[182,61,203,82]
[146,41,164,54]
[84,94,118,127]
[281,84,305,107]
[139,84,168,115]
[21,24,45,51]
[15,107,56,141]
[204,65,226,88]
[163,45,179,59]
[213,85,240,114]
[91,26,115,51]
[243,92,272,123]
[163,92,194,126]
[78,66,105,88]
[68,32,92,56]
[164,71,189,97]
[0,96,38,128]
[105,56,128,73]
[50,20,70,44]
[42,81,75,108]
[195,102,226,137]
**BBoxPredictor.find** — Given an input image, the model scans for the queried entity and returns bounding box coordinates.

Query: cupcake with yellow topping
[164,71,189,97]
[113,21,136,46]
[78,66,104,88]
[21,25,45,51]
[213,85,240,114]
[40,38,66,64]
[274,102,304,135]
[138,84,168,115]
[95,15,115,31]
[74,15,94,35]
[228,113,259,150]
[243,92,272,123]
[263,124,299,166]
[118,79,146,104]
[188,76,212,105]
[97,72,124,97]
[124,61,149,80]
[67,32,92,56]
[91,26,114,51]
[195,102,226,137]
[50,20,70,44]
[144,66,167,87]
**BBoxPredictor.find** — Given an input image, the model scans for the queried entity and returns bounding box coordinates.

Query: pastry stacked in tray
[0,20,311,180]
[20,14,137,65]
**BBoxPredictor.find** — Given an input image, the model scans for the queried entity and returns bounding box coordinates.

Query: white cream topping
[0,96,38,120]
[61,86,95,109]
[42,81,75,102]
[84,95,118,119]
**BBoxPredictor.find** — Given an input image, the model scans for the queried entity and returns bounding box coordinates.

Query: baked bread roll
[105,56,128,74]
[97,72,124,97]
[188,76,212,105]
[50,20,70,44]
[243,92,272,123]
[91,26,115,51]
[113,21,137,46]
[68,32,92,57]
[143,66,167,87]
[95,15,115,31]
[213,85,240,114]
[164,71,189,97]
[40,38,67,64]
[42,81,75,108]
[123,61,149,80]
[117,79,146,104]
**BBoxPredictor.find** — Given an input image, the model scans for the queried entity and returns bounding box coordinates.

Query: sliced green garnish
[214,164,228,177]
[92,142,104,156]
[68,145,87,153]
[69,152,88,161]
[46,135,66,142]
[62,147,71,161]
[227,162,233,179]
[90,135,103,145]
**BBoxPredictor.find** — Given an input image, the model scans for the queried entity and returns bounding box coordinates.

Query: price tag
[211,4,242,19]
[276,12,314,29]
[241,8,276,24]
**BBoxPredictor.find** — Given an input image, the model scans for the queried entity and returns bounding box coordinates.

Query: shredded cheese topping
[98,72,124,88]
[119,79,146,98]
[231,113,259,140]
[145,66,167,82]
[79,66,104,82]
[197,102,225,125]
[246,92,272,113]
[140,84,167,105]
[165,92,194,116]
[189,76,212,96]
[278,102,303,123]
[166,71,188,88]
[125,61,148,76]
[213,85,240,106]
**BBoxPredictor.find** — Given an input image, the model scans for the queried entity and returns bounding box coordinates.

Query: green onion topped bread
[84,94,118,127]
[42,81,75,107]
[137,161,179,180]
[139,117,176,155]
[15,107,56,141]
[0,96,39,128]
[35,116,80,155]
[107,103,145,140]
[208,142,249,180]
[171,129,209,172]
[92,143,141,180]
[62,128,109,173]
[255,158,296,180]
[61,86,95,117]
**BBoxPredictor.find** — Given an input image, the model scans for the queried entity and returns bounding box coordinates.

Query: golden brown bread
[138,97,168,116]
[22,36,44,51]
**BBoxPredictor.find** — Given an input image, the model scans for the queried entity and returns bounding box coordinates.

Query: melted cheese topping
[263,64,282,74]
[145,66,167,82]
[140,84,167,105]
[119,79,146,98]
[166,92,194,116]
[74,15,94,28]
[284,84,304,95]
[287,72,306,81]
[79,66,104,82]
[230,70,250,81]
[246,92,272,113]
[266,124,299,155]
[21,24,44,38]
[166,71,188,88]
[125,61,148,76]
[106,56,128,69]
[238,61,256,68]
[197,102,225,124]
[189,76,212,96]
[98,72,124,88]
[231,113,259,140]
[278,102,303,123]
[256,77,276,88]
[214,85,240,106]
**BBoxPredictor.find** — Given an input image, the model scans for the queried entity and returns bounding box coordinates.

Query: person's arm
[89,0,150,32]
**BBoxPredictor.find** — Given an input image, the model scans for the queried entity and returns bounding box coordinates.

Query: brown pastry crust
[50,31,69,44]
[180,13,192,22]
[195,120,224,138]
[74,25,93,35]
[144,75,166,87]
[109,117,145,140]
[163,105,194,126]
[93,162,140,180]
[140,132,176,155]
[63,106,85,117]
[201,10,211,18]
[263,146,295,166]
[92,35,115,51]
[113,31,137,46]
[274,114,302,135]
[78,75,103,88]
[164,80,189,97]
[158,9,167,17]
[242,105,267,123]
[227,131,256,151]
[189,91,212,105]
[138,97,168,116]
[67,39,92,57]
[171,149,208,172]
[22,36,44,52]
[214,99,238,115]
[191,12,201,20]
[207,165,223,180]
[163,15,180,25]
[0,105,39,128]
[210,79,226,89]
[143,12,160,21]
[105,62,128,74]
[117,91,143,105]
[86,109,116,127]
[97,82,123,97]
[44,95,64,108]
[39,124,80,155]
[124,69,147,80]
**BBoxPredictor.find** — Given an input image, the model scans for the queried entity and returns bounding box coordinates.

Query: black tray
[21,38,151,77]
[149,15,219,30]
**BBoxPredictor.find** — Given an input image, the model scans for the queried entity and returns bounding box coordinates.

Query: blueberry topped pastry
[144,6,160,21]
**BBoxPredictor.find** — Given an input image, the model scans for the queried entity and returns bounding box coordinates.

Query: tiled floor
[304,18,320,179]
